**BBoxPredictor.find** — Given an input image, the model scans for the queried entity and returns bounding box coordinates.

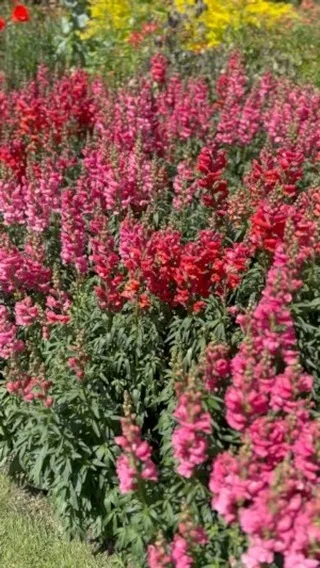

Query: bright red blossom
[11,4,30,22]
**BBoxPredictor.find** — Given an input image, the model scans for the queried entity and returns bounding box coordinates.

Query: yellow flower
[82,0,132,40]
[81,0,166,41]
[174,0,296,50]
[81,0,296,50]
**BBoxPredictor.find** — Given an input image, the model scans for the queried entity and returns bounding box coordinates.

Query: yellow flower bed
[82,0,168,40]
[82,0,296,49]
[174,0,296,50]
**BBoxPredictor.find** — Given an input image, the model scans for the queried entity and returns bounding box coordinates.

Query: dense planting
[0,50,320,567]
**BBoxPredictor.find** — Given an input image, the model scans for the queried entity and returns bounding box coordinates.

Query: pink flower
[284,554,319,568]
[45,289,71,325]
[172,382,212,478]
[210,244,320,565]
[46,311,70,325]
[115,407,158,494]
[116,454,137,494]
[242,544,274,568]
[150,54,168,84]
[61,188,88,274]
[184,525,207,546]
[15,296,39,326]
[147,543,172,568]
[24,392,35,402]
[200,343,230,392]
[171,536,193,568]
[141,460,158,481]
[172,428,209,478]
[0,305,25,359]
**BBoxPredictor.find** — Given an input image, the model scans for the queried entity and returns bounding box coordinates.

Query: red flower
[0,17,6,31]
[11,4,30,23]
[128,31,143,48]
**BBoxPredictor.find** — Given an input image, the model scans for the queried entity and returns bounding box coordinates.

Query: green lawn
[0,474,121,568]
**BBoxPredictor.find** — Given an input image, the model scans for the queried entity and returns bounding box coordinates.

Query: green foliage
[57,0,90,67]
[292,263,320,393]
[0,265,255,563]
[0,278,167,541]
[0,8,64,88]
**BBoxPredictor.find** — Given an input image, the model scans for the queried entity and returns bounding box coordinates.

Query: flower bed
[0,51,320,566]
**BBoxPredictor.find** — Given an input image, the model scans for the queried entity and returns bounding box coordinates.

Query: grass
[0,473,122,568]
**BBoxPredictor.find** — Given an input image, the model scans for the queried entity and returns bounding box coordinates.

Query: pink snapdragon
[6,367,53,407]
[115,396,158,494]
[89,219,126,312]
[210,244,320,566]
[0,179,26,225]
[24,161,62,233]
[171,515,208,568]
[0,305,25,359]
[173,161,198,210]
[45,287,71,326]
[147,540,172,568]
[200,343,230,392]
[61,188,88,274]
[15,296,39,326]
[150,54,168,85]
[215,52,247,145]
[172,377,212,478]
[0,240,51,294]
[147,512,207,568]
[225,246,309,432]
